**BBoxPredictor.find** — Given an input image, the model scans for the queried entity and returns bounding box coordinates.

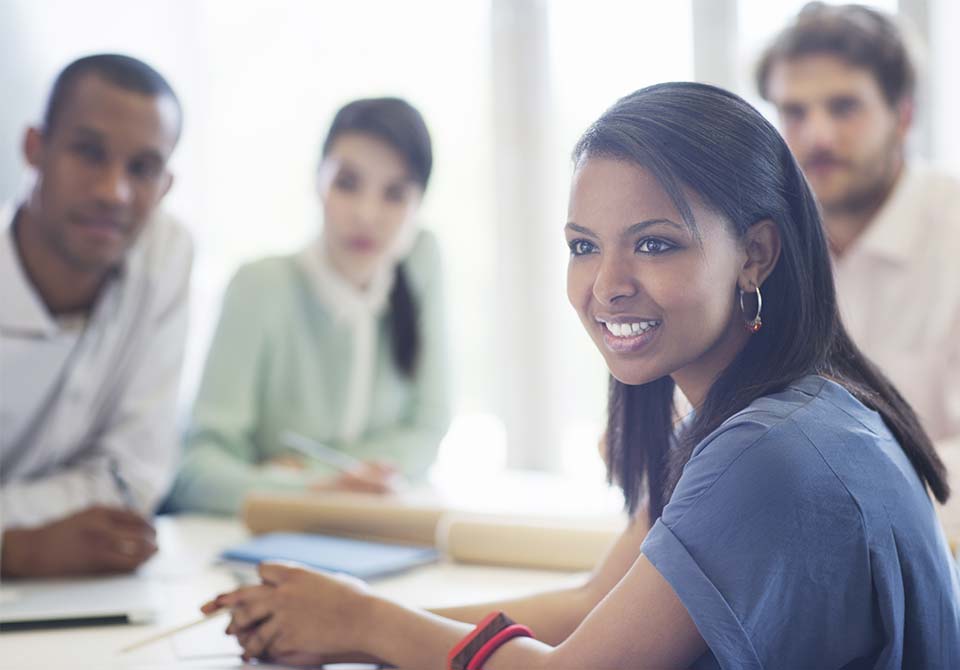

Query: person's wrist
[1,527,40,578]
[307,473,343,492]
[356,591,393,657]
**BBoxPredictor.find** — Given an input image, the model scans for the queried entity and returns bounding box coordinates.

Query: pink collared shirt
[833,164,960,536]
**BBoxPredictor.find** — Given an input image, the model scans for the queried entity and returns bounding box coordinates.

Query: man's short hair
[43,53,182,137]
[755,2,915,107]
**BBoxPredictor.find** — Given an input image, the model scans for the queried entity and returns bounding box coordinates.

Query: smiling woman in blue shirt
[205,83,960,670]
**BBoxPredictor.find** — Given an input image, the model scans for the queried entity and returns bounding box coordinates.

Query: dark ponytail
[580,83,948,524]
[388,264,419,377]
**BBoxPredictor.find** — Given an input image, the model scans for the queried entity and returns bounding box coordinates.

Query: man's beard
[819,133,903,218]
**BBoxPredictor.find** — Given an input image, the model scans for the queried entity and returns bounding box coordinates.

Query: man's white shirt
[833,164,960,534]
[0,203,192,531]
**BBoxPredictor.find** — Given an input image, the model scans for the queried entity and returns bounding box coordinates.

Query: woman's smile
[596,317,662,354]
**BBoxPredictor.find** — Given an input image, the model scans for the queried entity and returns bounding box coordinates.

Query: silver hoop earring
[739,285,763,333]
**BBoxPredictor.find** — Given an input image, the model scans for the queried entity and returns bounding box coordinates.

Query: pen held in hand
[280,431,366,474]
[108,458,139,511]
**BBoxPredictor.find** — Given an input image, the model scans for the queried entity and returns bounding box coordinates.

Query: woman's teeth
[603,320,661,337]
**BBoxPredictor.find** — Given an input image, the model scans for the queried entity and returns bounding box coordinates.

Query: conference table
[4,473,957,670]
[1,514,591,670]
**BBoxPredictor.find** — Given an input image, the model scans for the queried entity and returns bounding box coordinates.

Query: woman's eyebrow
[565,219,687,238]
[336,159,358,173]
[624,218,686,236]
[564,222,597,237]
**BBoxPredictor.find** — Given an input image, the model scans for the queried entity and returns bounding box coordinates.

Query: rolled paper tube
[242,491,446,546]
[243,492,624,570]
[437,514,622,571]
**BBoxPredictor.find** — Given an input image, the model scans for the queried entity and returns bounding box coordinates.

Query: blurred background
[3,0,958,489]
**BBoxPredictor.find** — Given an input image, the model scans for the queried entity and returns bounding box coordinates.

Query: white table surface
[0,514,585,670]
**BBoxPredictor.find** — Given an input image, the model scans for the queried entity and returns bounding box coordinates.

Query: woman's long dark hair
[322,97,433,377]
[575,82,949,524]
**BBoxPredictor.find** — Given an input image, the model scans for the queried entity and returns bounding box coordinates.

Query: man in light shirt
[0,54,192,576]
[757,3,960,537]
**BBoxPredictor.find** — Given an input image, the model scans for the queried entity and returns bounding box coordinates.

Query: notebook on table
[221,532,439,579]
[0,574,161,631]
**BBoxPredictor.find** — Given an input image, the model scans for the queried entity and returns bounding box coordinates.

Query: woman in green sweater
[171,98,450,514]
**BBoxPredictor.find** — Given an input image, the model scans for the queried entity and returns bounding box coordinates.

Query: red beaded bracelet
[447,611,534,670]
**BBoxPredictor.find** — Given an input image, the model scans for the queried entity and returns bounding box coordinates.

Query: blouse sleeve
[170,264,312,514]
[640,418,874,670]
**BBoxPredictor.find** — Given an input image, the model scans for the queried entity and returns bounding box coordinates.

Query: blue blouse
[642,376,960,669]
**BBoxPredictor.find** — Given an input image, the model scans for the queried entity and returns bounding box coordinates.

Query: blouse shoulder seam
[667,388,821,530]
[790,417,870,541]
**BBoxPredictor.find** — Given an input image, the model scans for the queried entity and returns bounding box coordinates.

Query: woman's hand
[263,454,307,470]
[310,460,402,495]
[201,562,384,665]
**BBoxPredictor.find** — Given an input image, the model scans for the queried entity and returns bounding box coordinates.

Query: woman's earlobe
[744,219,782,284]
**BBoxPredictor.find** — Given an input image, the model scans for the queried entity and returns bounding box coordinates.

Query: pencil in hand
[119,608,230,654]
[280,431,365,474]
